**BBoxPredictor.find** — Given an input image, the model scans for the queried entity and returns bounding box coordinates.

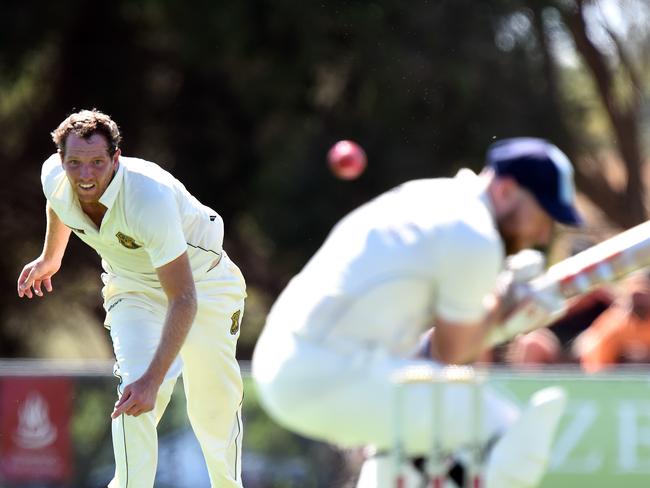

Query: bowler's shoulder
[118,157,181,223]
[40,153,65,196]
[119,156,178,194]
[41,153,62,179]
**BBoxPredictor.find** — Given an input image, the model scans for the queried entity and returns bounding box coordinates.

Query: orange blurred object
[575,273,650,372]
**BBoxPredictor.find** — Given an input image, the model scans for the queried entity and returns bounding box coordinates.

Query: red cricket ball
[327,140,367,180]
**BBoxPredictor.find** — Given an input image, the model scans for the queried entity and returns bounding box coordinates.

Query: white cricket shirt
[41,154,225,300]
[265,169,504,355]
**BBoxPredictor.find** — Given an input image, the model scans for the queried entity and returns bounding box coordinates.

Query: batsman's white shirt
[267,169,504,353]
[41,154,245,487]
[252,170,563,488]
[254,170,568,488]
[253,170,516,453]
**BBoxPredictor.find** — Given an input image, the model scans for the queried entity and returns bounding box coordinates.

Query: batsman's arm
[111,252,197,418]
[432,319,486,364]
[433,296,504,365]
[487,220,650,347]
[17,202,72,298]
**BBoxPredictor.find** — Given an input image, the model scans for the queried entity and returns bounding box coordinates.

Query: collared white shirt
[41,154,224,299]
[265,169,504,355]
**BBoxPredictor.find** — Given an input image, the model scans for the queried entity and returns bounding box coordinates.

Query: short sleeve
[41,153,64,199]
[134,186,188,268]
[435,222,502,324]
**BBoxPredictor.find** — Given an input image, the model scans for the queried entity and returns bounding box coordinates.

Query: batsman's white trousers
[253,329,517,455]
[105,257,245,488]
[253,329,565,486]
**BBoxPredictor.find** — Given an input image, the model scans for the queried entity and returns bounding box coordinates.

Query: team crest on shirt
[230,310,241,335]
[115,232,141,249]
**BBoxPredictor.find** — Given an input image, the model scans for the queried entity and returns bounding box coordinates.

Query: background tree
[539,0,650,228]
[0,0,647,359]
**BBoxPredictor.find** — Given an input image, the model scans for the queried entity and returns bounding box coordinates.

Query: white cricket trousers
[105,259,245,488]
[253,330,517,454]
[253,330,566,487]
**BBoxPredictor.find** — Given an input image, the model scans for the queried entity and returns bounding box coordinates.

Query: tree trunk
[559,0,647,227]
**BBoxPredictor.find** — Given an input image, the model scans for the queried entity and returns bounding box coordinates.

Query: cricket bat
[487,220,650,347]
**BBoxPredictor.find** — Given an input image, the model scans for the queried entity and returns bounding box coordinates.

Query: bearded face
[496,189,554,256]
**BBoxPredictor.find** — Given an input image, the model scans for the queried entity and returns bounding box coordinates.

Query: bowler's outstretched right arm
[17,202,71,298]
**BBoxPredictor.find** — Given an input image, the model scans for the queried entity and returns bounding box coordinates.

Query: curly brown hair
[51,109,122,156]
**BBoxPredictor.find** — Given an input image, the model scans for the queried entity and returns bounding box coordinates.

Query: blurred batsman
[17,109,246,487]
[252,138,583,487]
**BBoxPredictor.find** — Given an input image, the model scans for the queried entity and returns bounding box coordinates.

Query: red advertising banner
[0,377,73,483]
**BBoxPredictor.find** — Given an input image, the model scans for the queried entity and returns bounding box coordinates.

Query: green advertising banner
[490,369,650,488]
[243,368,650,487]
[0,362,644,486]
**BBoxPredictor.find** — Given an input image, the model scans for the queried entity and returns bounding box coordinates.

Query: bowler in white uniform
[252,138,583,487]
[17,109,246,487]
